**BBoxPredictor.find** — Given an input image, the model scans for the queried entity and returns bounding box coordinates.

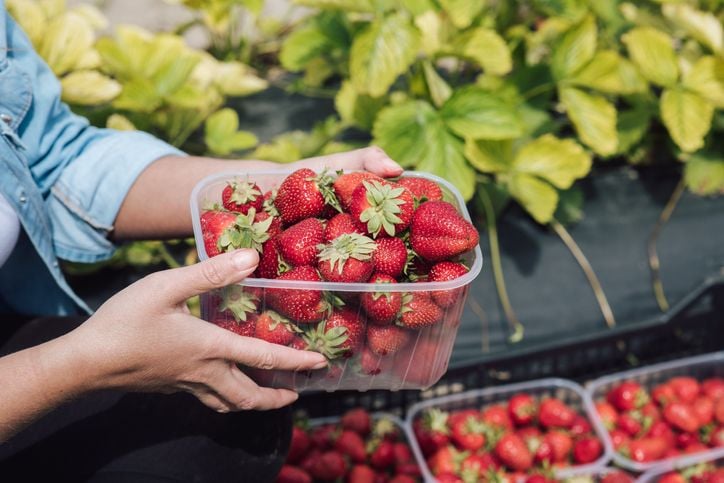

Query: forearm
[0,333,95,442]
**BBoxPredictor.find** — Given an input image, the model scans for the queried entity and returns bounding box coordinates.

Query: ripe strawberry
[213,318,255,337]
[217,285,258,322]
[664,402,701,433]
[389,475,417,483]
[256,237,288,279]
[263,188,278,216]
[573,436,602,464]
[607,381,649,411]
[526,475,556,483]
[397,177,443,203]
[495,433,533,471]
[676,431,697,449]
[669,377,700,403]
[543,430,572,462]
[570,415,592,437]
[366,324,410,356]
[428,262,469,308]
[646,420,676,449]
[335,430,366,463]
[393,441,413,465]
[539,399,576,429]
[278,218,324,267]
[460,452,496,479]
[534,437,553,464]
[692,396,714,426]
[275,168,341,225]
[347,465,376,483]
[450,413,486,451]
[369,439,395,469]
[410,201,479,262]
[394,337,444,386]
[361,273,402,325]
[652,383,677,406]
[310,424,336,450]
[601,470,636,483]
[254,310,300,346]
[333,171,383,211]
[399,293,443,329]
[287,425,311,464]
[200,211,241,257]
[682,441,708,454]
[317,233,376,283]
[413,409,449,457]
[508,393,537,427]
[276,465,311,483]
[222,178,263,214]
[254,210,282,239]
[702,378,724,400]
[482,404,514,431]
[308,450,347,481]
[266,266,327,323]
[358,347,384,375]
[596,401,619,430]
[202,208,274,257]
[710,425,724,447]
[372,237,407,279]
[609,429,630,450]
[304,309,364,359]
[617,411,643,437]
[324,213,364,242]
[349,180,414,238]
[341,408,371,437]
[625,437,668,462]
[659,474,686,483]
[717,397,724,424]
[427,446,462,476]
[435,473,463,483]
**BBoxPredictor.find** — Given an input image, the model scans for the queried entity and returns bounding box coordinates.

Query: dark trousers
[0,316,290,482]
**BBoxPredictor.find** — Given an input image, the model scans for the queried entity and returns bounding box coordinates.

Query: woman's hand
[292,146,403,178]
[68,249,327,412]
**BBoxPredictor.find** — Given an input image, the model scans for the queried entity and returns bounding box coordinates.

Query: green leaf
[622,27,679,87]
[458,28,512,76]
[401,0,436,16]
[508,173,559,224]
[292,0,378,11]
[350,13,420,97]
[113,78,161,113]
[660,87,714,153]
[280,23,333,71]
[439,0,483,29]
[551,14,597,80]
[568,50,648,95]
[441,87,523,140]
[204,108,258,155]
[414,10,443,56]
[372,100,476,200]
[335,80,386,130]
[617,104,652,154]
[61,70,121,106]
[554,186,584,226]
[559,86,618,156]
[512,134,592,189]
[662,4,722,54]
[464,139,513,174]
[684,150,724,196]
[475,179,511,219]
[152,54,200,97]
[683,56,724,108]
[40,12,95,76]
[6,0,46,47]
[106,113,136,131]
[422,61,452,108]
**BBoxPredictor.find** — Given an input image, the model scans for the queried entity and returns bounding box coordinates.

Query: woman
[0,2,402,480]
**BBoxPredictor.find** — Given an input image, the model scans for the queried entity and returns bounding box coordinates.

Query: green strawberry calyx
[263,188,279,216]
[218,286,258,322]
[307,168,342,213]
[217,208,273,253]
[227,179,261,205]
[302,319,349,360]
[265,310,302,334]
[317,233,376,275]
[359,180,407,237]
[423,408,450,434]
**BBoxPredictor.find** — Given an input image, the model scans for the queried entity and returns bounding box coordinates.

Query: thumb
[157,249,259,304]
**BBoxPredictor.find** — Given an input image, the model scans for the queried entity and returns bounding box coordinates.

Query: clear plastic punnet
[404,378,613,482]
[586,351,724,473]
[636,447,724,482]
[190,169,483,392]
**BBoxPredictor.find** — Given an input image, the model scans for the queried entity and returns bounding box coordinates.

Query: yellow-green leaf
[350,13,420,97]
[508,173,559,224]
[559,86,618,156]
[512,134,592,189]
[414,11,442,56]
[214,62,268,96]
[113,78,161,113]
[6,0,46,47]
[459,28,512,76]
[617,105,652,155]
[40,12,95,76]
[205,108,259,156]
[439,0,483,29]
[551,14,597,80]
[152,54,200,97]
[660,87,714,153]
[106,114,137,131]
[335,80,386,130]
[464,139,513,174]
[684,151,724,196]
[292,0,377,12]
[441,87,523,140]
[622,27,679,87]
[569,50,647,95]
[423,61,452,108]
[72,4,108,30]
[61,70,122,106]
[280,24,333,71]
[662,4,722,54]
[683,56,724,108]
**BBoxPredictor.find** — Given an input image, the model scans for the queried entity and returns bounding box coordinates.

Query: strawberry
[413,409,449,457]
[710,425,724,447]
[450,413,486,451]
[538,399,576,429]
[609,429,630,450]
[702,378,724,400]
[389,476,417,483]
[607,381,649,411]
[366,324,410,356]
[309,425,336,450]
[256,237,288,279]
[460,452,496,479]
[308,450,348,481]
[543,430,572,462]
[263,188,279,216]
[692,396,714,426]
[526,475,556,483]
[717,397,724,424]
[669,377,700,403]
[369,438,395,470]
[254,210,283,239]
[324,213,364,242]
[317,233,376,283]
[203,208,274,257]
[495,433,533,471]
[361,273,403,325]
[508,393,537,427]
[304,309,365,359]
[372,237,408,279]
[625,436,668,462]
[399,293,443,329]
[596,401,619,430]
[358,347,384,375]
[395,337,443,386]
[534,437,553,464]
[348,465,376,483]
[617,411,643,437]
[570,415,592,437]
[278,218,324,267]
[341,408,371,437]
[217,285,258,322]
[222,178,263,214]
[676,431,697,449]
[397,177,443,203]
[213,318,255,337]
[266,266,327,323]
[482,405,514,431]
[435,473,463,483]
[200,211,245,258]
[410,201,479,262]
[349,180,414,238]
[682,441,708,454]
[254,310,300,346]
[646,420,675,448]
[659,474,686,483]
[428,262,469,308]
[663,402,701,433]
[333,171,383,211]
[573,436,602,464]
[276,465,311,483]
[393,441,413,465]
[601,470,636,483]
[652,383,677,406]
[287,425,311,464]
[427,446,462,476]
[335,430,366,463]
[275,168,341,225]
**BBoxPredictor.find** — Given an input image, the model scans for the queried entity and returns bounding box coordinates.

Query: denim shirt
[0,2,184,316]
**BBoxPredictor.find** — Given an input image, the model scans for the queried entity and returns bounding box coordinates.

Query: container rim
[635,447,724,483]
[190,169,483,292]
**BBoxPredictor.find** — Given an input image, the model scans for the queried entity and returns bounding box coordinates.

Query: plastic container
[560,468,637,482]
[404,378,613,481]
[636,447,724,482]
[586,351,724,473]
[190,169,483,392]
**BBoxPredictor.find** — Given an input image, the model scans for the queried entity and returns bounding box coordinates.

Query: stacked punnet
[191,169,482,391]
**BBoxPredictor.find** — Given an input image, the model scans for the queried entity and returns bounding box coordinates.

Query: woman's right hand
[66,249,327,412]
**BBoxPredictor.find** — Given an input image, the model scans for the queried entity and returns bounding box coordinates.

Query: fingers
[298,146,403,177]
[221,365,300,411]
[148,249,259,304]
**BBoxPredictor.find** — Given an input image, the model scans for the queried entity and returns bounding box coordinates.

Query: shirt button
[0,113,11,124]
[19,192,27,204]
[53,261,59,268]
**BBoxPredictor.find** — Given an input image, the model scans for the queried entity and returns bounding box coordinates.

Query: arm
[113,147,402,240]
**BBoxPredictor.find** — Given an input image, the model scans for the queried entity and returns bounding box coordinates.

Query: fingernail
[232,249,258,271]
[312,356,328,370]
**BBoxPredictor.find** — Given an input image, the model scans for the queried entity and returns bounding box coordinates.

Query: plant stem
[551,219,616,329]
[157,242,181,269]
[521,82,556,101]
[478,188,524,343]
[648,178,686,312]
